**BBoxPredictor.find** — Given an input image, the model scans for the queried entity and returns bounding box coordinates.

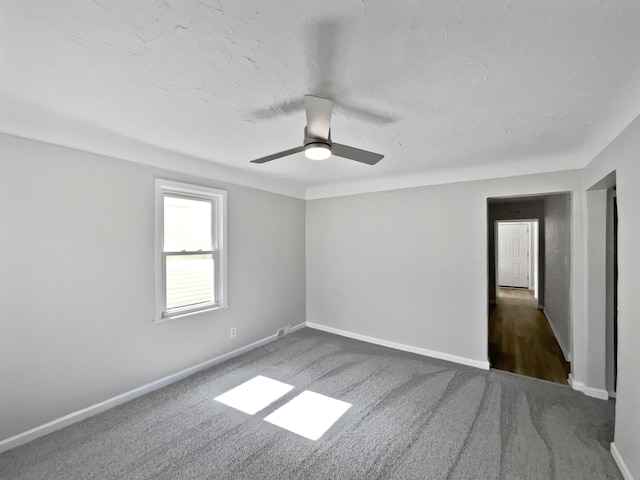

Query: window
[155,179,227,321]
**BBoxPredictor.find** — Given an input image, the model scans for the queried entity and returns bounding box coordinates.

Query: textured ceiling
[2,0,640,198]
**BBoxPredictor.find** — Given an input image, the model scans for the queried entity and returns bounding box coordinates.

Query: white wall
[0,134,306,442]
[582,114,640,480]
[306,170,583,369]
[544,194,572,360]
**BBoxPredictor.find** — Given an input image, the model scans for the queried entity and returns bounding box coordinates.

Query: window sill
[153,303,229,324]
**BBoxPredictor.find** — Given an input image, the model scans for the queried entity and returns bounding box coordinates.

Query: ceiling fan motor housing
[303,126,331,148]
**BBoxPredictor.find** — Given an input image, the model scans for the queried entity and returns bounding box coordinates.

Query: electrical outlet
[230,327,236,338]
[277,325,292,337]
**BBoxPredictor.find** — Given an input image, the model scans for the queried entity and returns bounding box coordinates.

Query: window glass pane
[164,196,212,252]
[166,254,215,310]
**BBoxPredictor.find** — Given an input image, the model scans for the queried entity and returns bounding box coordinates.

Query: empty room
[1,1,639,479]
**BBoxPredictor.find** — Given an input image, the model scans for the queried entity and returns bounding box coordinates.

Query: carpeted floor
[0,328,621,479]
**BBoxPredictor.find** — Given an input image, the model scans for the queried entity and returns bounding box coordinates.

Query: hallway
[489,288,571,384]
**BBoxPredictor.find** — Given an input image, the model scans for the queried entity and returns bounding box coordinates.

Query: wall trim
[0,322,305,454]
[289,322,306,333]
[543,309,571,362]
[305,165,585,200]
[306,322,490,370]
[611,443,635,480]
[568,374,609,400]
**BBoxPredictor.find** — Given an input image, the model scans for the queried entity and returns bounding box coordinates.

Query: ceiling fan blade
[337,102,396,124]
[307,18,347,97]
[304,95,333,140]
[250,146,304,164]
[248,96,304,120]
[332,143,384,165]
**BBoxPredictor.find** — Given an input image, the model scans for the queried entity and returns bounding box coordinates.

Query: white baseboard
[543,310,571,362]
[0,322,305,454]
[289,322,305,333]
[306,322,490,370]
[611,443,635,480]
[568,374,609,400]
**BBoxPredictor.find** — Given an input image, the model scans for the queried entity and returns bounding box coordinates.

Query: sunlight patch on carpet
[214,375,294,414]
[264,390,351,440]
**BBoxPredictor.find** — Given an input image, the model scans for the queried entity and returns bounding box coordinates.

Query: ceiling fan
[250,94,384,165]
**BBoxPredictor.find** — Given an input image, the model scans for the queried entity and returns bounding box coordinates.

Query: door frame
[585,171,617,398]
[605,186,618,397]
[494,219,539,299]
[486,198,546,310]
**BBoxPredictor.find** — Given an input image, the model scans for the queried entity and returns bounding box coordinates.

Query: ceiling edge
[0,131,307,199]
[0,131,600,202]
[304,155,588,200]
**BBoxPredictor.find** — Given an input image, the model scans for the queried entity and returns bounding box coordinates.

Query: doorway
[585,173,618,399]
[497,221,535,291]
[487,195,572,384]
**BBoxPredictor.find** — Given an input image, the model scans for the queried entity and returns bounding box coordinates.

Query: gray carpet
[0,328,621,479]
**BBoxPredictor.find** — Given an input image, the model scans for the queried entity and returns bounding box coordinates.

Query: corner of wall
[611,443,635,480]
[543,309,571,362]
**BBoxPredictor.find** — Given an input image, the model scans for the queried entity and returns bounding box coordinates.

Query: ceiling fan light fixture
[304,143,331,161]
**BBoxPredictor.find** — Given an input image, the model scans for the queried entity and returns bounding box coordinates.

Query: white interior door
[498,222,530,288]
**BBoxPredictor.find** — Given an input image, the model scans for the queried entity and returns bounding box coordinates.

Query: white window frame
[154,179,228,322]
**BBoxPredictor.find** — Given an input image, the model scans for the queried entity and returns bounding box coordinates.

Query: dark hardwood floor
[489,288,571,384]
